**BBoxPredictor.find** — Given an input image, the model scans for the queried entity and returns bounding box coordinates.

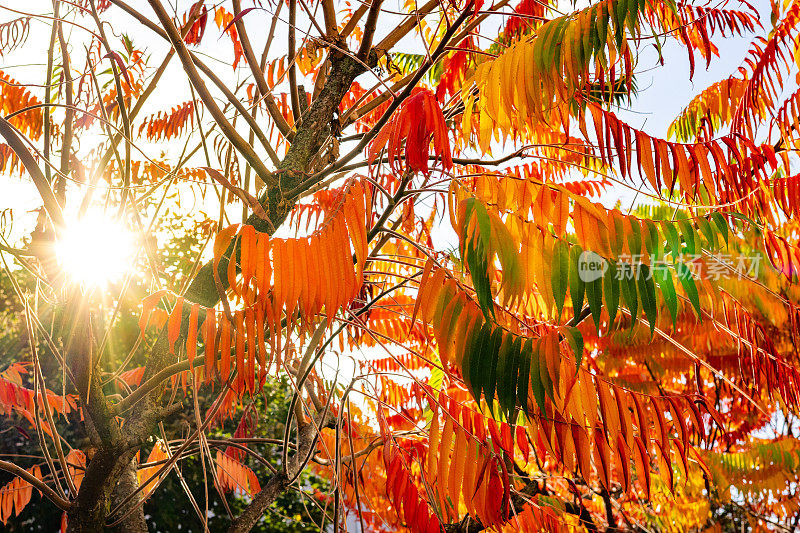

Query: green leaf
[626,0,639,35]
[463,199,495,320]
[662,0,679,18]
[589,5,601,55]
[584,253,604,331]
[726,211,760,236]
[644,220,661,260]
[469,249,493,319]
[460,321,478,395]
[697,217,716,250]
[484,327,503,412]
[654,264,678,328]
[614,0,627,48]
[493,219,524,299]
[604,262,620,326]
[468,322,492,403]
[569,245,586,318]
[530,339,546,412]
[517,338,532,417]
[561,326,584,371]
[637,264,658,335]
[619,263,639,329]
[583,7,594,62]
[537,338,556,402]
[437,298,463,357]
[678,218,696,255]
[597,2,608,47]
[429,356,444,394]
[677,262,702,318]
[551,240,570,320]
[662,221,681,260]
[494,332,514,416]
[627,219,642,261]
[505,336,523,419]
[710,212,728,247]
[459,198,475,259]
[541,18,565,71]
[431,293,450,331]
[610,213,625,257]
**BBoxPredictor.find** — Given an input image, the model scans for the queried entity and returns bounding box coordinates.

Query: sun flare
[54,212,136,287]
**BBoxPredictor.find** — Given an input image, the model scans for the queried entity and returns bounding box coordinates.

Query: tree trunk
[110,458,148,533]
[67,448,138,533]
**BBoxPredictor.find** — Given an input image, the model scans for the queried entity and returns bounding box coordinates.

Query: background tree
[0,0,798,532]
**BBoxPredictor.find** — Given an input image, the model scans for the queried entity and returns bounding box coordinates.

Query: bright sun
[54,211,136,287]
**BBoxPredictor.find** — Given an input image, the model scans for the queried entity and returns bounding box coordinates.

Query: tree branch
[146,0,275,186]
[227,410,326,533]
[231,0,292,150]
[0,118,64,228]
[357,0,385,59]
[287,0,301,122]
[0,459,72,511]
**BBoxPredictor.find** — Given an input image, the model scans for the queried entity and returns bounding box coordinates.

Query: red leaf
[221,7,262,35]
[101,51,132,88]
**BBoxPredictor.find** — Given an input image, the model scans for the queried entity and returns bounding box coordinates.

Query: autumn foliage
[1,0,800,532]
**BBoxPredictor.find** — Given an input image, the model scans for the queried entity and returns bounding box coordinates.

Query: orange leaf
[219,315,232,382]
[213,224,239,269]
[650,397,669,452]
[168,297,184,355]
[667,396,690,453]
[234,311,246,393]
[255,302,267,380]
[636,130,658,190]
[615,433,631,493]
[255,233,271,301]
[685,397,705,442]
[272,238,285,318]
[186,303,199,366]
[426,403,440,481]
[449,426,468,513]
[227,241,239,296]
[592,424,612,490]
[655,438,674,492]
[614,385,632,451]
[436,406,454,516]
[630,392,650,448]
[572,422,592,482]
[203,307,217,383]
[633,436,651,499]
[245,307,256,394]
[283,238,301,320]
[139,289,167,338]
[239,225,256,294]
[462,440,479,518]
[596,378,620,444]
[412,258,435,325]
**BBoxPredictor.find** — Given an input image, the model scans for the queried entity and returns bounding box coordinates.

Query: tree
[0,0,799,531]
